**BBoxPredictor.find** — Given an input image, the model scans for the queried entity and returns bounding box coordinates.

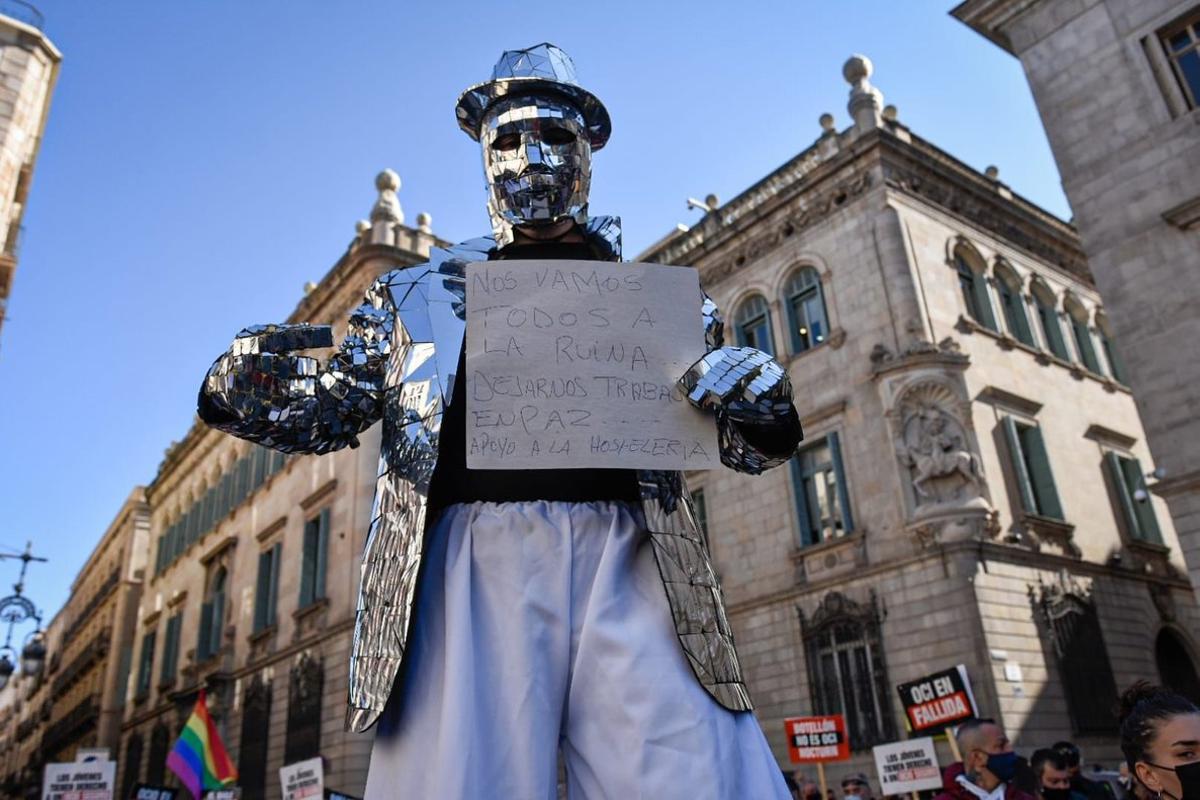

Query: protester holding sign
[197,42,800,800]
[1031,749,1079,800]
[933,719,1035,800]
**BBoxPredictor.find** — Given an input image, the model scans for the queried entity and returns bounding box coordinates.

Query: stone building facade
[951,0,1200,607]
[38,488,150,765]
[0,2,58,349]
[638,57,1199,775]
[114,173,443,800]
[0,611,63,800]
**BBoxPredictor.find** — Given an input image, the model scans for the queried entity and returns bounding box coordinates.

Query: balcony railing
[0,1,43,31]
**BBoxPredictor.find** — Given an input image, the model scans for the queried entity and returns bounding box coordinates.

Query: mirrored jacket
[199,217,798,732]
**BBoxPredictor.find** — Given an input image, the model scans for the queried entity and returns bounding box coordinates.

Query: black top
[426,238,642,509]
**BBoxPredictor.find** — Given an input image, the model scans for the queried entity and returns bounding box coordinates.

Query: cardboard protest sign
[130,785,176,800]
[279,758,323,800]
[42,761,115,800]
[465,260,719,470]
[785,715,851,763]
[896,665,978,735]
[872,737,943,794]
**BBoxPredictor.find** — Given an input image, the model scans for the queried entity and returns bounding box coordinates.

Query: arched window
[1096,312,1127,384]
[285,653,324,764]
[955,248,997,331]
[1035,586,1118,733]
[1064,296,1103,374]
[1031,281,1070,360]
[1157,629,1200,704]
[147,724,169,785]
[198,568,226,662]
[733,294,775,356]
[994,263,1034,346]
[801,592,894,750]
[783,267,829,353]
[120,733,143,800]
[238,673,272,799]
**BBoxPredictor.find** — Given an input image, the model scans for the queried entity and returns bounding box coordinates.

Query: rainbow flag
[166,689,238,798]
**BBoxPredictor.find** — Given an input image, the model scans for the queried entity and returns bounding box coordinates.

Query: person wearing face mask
[1032,749,1085,800]
[1054,741,1117,800]
[197,42,801,800]
[842,773,875,800]
[933,719,1037,800]
[1120,681,1200,800]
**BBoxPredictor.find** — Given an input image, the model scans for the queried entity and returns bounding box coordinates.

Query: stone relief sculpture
[906,408,983,502]
[897,382,985,508]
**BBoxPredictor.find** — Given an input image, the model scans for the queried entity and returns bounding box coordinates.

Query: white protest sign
[279,757,323,800]
[465,260,719,470]
[42,761,115,800]
[872,737,942,795]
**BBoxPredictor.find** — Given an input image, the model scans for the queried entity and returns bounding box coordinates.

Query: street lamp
[0,542,47,688]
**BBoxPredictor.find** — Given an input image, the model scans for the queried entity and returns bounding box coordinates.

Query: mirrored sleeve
[198,276,393,455]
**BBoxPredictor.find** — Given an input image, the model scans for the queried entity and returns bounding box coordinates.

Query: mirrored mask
[481,95,591,246]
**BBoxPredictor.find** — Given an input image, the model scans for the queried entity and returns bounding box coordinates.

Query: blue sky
[0,0,1070,622]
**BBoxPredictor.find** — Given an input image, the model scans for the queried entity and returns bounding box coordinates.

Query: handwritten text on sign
[465,260,718,470]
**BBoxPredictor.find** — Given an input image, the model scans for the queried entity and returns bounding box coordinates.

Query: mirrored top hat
[455,42,611,149]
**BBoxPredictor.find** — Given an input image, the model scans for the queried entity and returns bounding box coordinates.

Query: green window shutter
[1038,303,1069,360]
[1105,451,1140,540]
[1122,457,1164,545]
[209,592,224,657]
[198,602,213,661]
[1021,425,1064,520]
[300,519,317,607]
[236,456,251,501]
[254,550,271,633]
[1072,319,1102,373]
[828,431,854,533]
[1010,294,1034,346]
[159,619,170,682]
[1002,417,1037,514]
[1103,336,1127,384]
[790,457,817,547]
[155,536,165,575]
[973,278,997,331]
[137,631,156,696]
[315,509,330,601]
[268,542,281,626]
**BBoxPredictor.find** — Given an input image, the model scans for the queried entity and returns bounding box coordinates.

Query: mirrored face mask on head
[480,95,591,245]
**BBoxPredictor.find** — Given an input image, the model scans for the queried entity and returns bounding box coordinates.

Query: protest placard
[785,714,850,763]
[279,758,323,800]
[201,791,239,800]
[42,761,115,800]
[464,259,719,470]
[895,665,978,735]
[872,737,943,795]
[130,785,176,800]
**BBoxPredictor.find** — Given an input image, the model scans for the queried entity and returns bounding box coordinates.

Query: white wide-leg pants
[364,500,790,800]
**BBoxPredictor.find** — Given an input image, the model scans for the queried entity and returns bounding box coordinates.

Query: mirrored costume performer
[199,43,802,799]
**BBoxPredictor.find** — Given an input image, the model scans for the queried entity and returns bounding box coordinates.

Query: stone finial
[704,193,719,210]
[416,212,432,233]
[819,113,835,133]
[843,54,884,134]
[882,104,898,122]
[984,165,1000,180]
[303,281,317,295]
[370,168,404,225]
[355,219,370,235]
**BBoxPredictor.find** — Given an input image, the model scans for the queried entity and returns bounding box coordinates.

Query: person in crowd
[1054,741,1115,800]
[934,718,1036,800]
[1119,681,1200,800]
[1031,748,1081,800]
[1116,763,1136,800]
[801,781,823,800]
[842,772,876,800]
